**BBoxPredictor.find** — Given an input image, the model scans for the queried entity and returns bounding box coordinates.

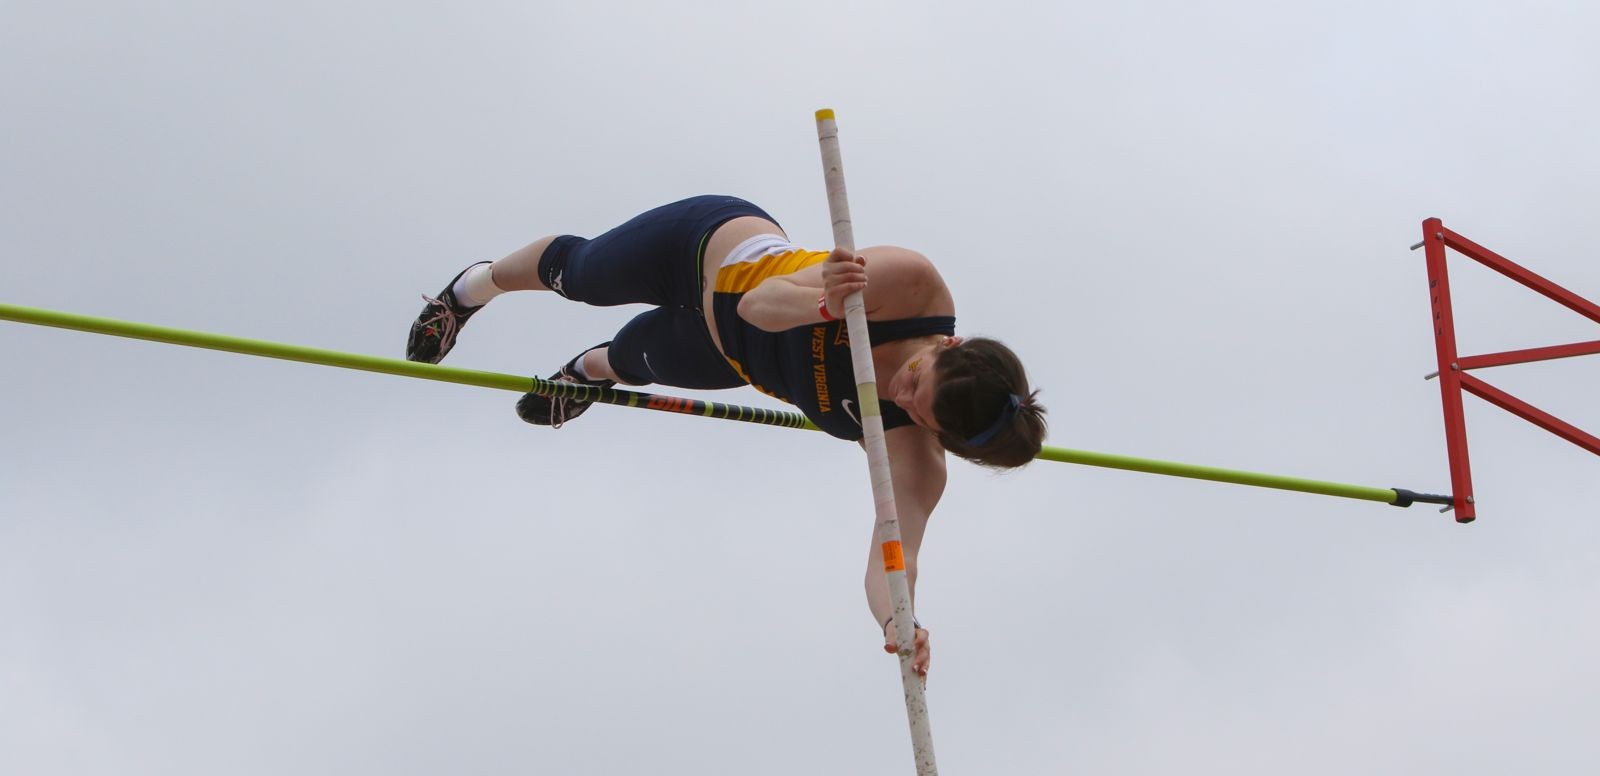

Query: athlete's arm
[735,272,832,332]
[864,424,946,677]
[737,246,951,332]
[736,247,862,332]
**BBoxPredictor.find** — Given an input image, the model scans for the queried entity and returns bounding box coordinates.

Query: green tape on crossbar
[1033,446,1400,504]
[0,301,1440,508]
[0,302,815,430]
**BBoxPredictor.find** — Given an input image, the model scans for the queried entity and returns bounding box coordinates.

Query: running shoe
[406,261,490,364]
[516,343,616,428]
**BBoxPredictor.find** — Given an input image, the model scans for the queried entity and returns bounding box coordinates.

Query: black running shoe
[516,343,616,428]
[406,262,490,364]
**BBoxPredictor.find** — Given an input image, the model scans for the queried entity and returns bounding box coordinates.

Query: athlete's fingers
[882,627,931,678]
[882,626,927,650]
[827,285,866,313]
[826,247,867,266]
[822,262,867,282]
[826,281,867,300]
[824,279,866,319]
[824,260,866,280]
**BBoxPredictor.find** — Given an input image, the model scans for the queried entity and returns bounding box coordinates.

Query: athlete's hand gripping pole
[815,108,939,776]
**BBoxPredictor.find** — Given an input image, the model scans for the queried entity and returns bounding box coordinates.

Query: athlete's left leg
[515,305,745,426]
[603,307,744,389]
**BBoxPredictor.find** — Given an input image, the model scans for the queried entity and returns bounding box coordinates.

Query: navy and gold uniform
[711,235,955,441]
[535,195,954,440]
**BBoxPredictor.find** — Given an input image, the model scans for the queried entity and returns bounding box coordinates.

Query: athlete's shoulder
[857,246,953,318]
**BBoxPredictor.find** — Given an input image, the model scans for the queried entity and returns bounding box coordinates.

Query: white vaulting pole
[814,108,939,775]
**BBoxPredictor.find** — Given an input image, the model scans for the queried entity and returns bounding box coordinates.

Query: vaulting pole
[815,108,939,775]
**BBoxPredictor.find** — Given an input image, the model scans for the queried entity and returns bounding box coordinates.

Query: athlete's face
[890,337,962,431]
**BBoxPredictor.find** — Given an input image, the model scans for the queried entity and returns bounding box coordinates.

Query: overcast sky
[4,2,1599,774]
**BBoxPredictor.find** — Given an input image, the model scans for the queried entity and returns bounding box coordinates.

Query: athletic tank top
[709,235,957,441]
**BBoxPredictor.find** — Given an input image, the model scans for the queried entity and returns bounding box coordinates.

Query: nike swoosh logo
[841,399,861,427]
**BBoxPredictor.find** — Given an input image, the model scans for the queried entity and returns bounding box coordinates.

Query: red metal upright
[1421,218,1476,522]
[1419,218,1600,523]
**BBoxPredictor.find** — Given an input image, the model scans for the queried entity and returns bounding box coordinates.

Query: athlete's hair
[931,338,1046,469]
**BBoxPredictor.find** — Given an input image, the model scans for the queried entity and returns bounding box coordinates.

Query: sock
[451,263,506,308]
[569,350,595,381]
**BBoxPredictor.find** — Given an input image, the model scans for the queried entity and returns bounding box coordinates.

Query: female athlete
[406,195,1047,678]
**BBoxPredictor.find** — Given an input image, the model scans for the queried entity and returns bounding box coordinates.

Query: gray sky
[3,1,1599,774]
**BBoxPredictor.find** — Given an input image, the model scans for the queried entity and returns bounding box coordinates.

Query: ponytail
[931,338,1046,469]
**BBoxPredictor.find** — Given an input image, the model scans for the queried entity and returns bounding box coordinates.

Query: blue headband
[963,393,1023,447]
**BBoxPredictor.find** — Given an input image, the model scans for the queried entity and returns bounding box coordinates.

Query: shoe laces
[418,294,461,349]
[548,369,581,429]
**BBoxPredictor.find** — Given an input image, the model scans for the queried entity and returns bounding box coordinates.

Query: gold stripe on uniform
[714,250,828,294]
[723,354,781,400]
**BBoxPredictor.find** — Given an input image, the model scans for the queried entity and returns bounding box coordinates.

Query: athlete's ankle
[575,347,617,382]
[450,262,505,308]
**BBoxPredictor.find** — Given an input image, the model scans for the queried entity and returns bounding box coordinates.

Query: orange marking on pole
[647,395,696,414]
[881,540,906,572]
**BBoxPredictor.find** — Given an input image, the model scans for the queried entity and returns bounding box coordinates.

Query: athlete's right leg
[407,196,751,364]
[418,205,713,362]
[518,196,770,389]
[530,195,767,309]
[481,236,559,293]
[404,237,562,363]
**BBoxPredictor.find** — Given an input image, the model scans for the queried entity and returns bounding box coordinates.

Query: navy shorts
[537,195,777,389]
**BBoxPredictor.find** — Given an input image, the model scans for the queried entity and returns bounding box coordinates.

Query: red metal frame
[1420,218,1600,522]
